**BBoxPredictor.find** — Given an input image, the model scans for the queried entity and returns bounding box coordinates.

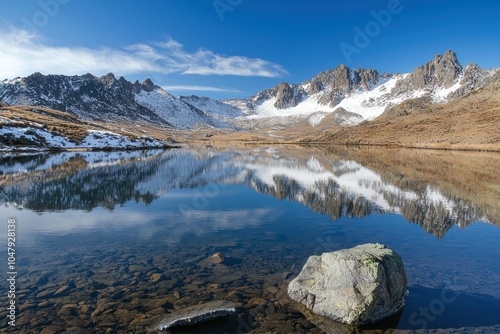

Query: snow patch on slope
[251,93,336,118]
[334,75,412,120]
[0,126,165,152]
[308,113,328,126]
[432,80,463,103]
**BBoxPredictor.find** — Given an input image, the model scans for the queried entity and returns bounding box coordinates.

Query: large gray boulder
[288,243,407,326]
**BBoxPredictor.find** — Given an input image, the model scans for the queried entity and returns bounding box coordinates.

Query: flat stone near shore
[154,300,238,331]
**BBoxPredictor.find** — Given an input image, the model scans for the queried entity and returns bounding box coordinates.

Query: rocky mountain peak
[274,82,300,109]
[447,62,495,99]
[353,68,380,91]
[309,65,380,94]
[464,62,481,72]
[25,72,48,86]
[99,73,117,87]
[330,64,352,90]
[82,73,96,80]
[315,66,380,107]
[442,49,459,63]
[141,78,156,92]
[305,69,334,95]
[405,50,463,90]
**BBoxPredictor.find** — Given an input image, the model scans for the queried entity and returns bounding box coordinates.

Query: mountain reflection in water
[1,146,498,238]
[1,146,499,333]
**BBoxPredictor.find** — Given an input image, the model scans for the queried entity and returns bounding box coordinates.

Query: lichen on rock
[287,243,407,326]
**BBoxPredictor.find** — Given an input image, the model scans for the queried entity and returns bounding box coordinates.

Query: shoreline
[2,141,500,154]
[181,138,500,153]
[4,134,498,153]
[0,144,179,154]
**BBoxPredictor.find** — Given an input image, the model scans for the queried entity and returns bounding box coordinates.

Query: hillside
[0,73,241,130]
[0,104,171,151]
[298,73,500,151]
[198,73,500,151]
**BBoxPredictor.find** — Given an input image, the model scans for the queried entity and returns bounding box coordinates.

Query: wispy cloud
[0,29,158,79]
[161,85,244,94]
[0,29,288,79]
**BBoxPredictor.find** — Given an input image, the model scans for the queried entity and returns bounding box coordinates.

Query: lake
[0,146,499,333]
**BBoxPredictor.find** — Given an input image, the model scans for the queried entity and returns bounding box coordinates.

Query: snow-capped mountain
[1,51,496,133]
[224,50,498,126]
[0,73,241,129]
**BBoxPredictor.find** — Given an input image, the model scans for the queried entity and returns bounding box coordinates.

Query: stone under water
[154,300,238,331]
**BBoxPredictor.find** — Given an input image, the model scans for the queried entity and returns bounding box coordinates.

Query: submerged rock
[208,252,227,264]
[154,300,238,331]
[288,243,407,325]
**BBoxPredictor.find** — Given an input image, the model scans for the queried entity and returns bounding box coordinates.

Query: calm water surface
[0,146,499,333]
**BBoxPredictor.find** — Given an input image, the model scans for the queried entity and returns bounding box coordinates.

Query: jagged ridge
[224,50,498,126]
[0,73,242,130]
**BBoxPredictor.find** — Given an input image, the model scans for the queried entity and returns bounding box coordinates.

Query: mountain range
[0,50,499,150]
[0,72,243,129]
[224,50,497,127]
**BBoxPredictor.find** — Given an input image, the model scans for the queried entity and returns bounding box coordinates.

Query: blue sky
[0,0,499,99]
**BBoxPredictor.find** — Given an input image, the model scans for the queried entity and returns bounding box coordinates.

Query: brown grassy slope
[299,74,500,151]
[1,105,92,141]
[0,105,178,143]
